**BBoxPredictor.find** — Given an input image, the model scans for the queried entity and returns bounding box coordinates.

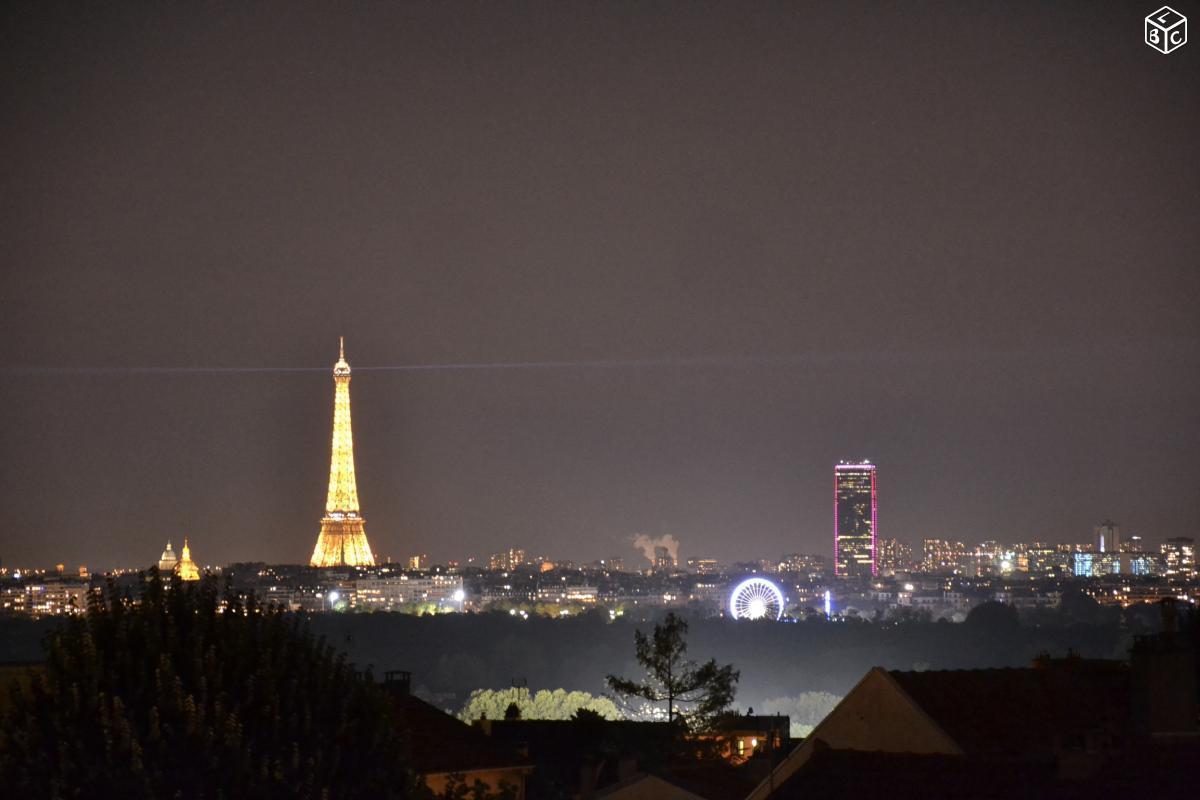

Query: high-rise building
[920,538,969,573]
[310,339,376,567]
[876,538,912,576]
[1161,537,1195,578]
[1120,534,1144,553]
[834,462,877,578]
[488,548,526,571]
[1094,520,1120,553]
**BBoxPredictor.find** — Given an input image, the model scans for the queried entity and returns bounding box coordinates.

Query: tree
[0,570,415,800]
[964,600,1020,631]
[1059,590,1107,625]
[759,691,843,738]
[457,688,620,722]
[606,612,738,728]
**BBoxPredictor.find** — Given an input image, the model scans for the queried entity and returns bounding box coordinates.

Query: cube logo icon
[1146,6,1187,53]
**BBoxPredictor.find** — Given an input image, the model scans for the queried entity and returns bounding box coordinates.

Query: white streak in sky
[3,340,1197,377]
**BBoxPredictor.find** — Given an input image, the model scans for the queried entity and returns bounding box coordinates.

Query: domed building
[177,538,200,581]
[158,540,178,573]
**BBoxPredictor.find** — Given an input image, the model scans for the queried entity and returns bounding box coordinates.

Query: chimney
[383,669,412,697]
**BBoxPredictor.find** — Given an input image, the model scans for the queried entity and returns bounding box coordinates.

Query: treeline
[305,594,1158,712]
[0,592,1167,721]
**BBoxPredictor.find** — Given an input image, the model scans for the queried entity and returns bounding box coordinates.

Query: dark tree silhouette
[964,600,1020,631]
[0,570,415,800]
[1059,590,1108,625]
[606,612,738,729]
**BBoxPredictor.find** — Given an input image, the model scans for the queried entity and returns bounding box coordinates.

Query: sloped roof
[392,693,531,775]
[657,761,761,800]
[769,747,1055,800]
[595,773,705,800]
[769,737,1200,800]
[886,662,1130,758]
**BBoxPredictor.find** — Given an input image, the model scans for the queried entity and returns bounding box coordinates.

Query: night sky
[2,2,1197,571]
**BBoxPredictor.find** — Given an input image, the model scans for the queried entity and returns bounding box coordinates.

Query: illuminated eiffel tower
[310,337,376,567]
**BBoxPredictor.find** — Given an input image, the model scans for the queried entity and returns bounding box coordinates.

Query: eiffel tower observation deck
[310,337,376,567]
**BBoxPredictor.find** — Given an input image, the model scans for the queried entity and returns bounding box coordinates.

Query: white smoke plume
[632,534,680,565]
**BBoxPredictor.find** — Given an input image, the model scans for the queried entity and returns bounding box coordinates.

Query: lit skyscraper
[834,462,877,578]
[876,537,911,576]
[1161,537,1195,578]
[1094,520,1120,553]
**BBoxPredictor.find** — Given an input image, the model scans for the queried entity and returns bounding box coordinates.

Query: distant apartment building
[687,580,725,606]
[407,554,430,570]
[875,538,912,576]
[921,538,968,573]
[1161,537,1195,578]
[1025,546,1068,575]
[1071,551,1124,578]
[778,553,827,574]
[834,462,877,578]
[534,584,598,604]
[1120,534,1144,553]
[12,579,91,617]
[1126,552,1159,576]
[354,573,463,611]
[686,557,720,574]
[488,548,526,572]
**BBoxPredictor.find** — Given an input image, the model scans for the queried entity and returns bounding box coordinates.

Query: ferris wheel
[729,577,785,621]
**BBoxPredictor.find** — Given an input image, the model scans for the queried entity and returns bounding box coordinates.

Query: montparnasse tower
[310,338,376,567]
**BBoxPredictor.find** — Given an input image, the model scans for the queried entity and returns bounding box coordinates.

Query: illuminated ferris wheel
[729,577,785,621]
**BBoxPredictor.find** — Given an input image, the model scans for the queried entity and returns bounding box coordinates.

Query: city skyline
[1,2,1197,570]
[0,332,1193,571]
[1,333,1193,572]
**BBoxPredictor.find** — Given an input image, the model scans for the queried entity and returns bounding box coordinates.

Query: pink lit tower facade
[834,462,877,578]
